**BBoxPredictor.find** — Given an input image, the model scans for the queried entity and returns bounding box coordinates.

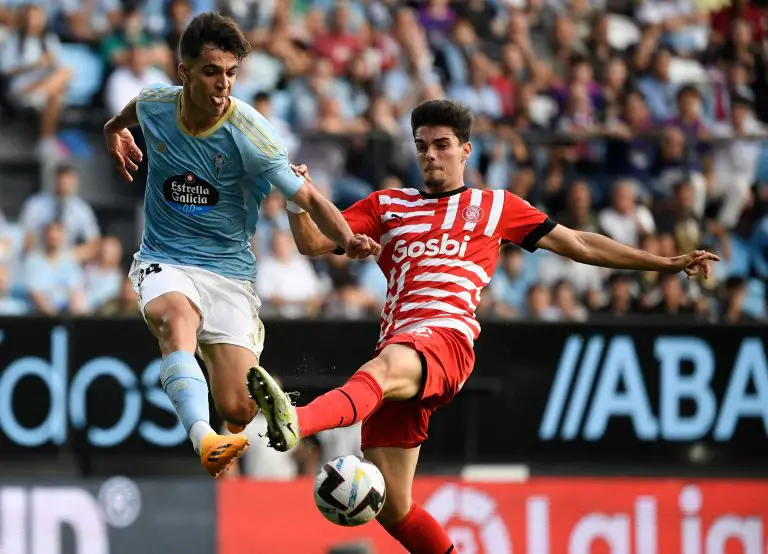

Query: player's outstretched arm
[286,204,337,257]
[536,224,719,278]
[103,97,143,182]
[287,164,381,259]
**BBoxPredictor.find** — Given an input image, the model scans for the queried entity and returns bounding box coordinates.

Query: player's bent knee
[366,345,422,401]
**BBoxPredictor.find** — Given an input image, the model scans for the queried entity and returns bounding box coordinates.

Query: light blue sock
[161,351,212,449]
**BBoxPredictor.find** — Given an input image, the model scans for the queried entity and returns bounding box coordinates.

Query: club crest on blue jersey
[163,172,220,215]
[213,152,226,178]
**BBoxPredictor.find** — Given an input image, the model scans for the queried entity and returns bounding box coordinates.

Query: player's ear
[178,63,188,84]
[461,141,472,163]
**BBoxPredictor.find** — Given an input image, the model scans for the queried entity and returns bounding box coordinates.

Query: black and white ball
[313,455,387,526]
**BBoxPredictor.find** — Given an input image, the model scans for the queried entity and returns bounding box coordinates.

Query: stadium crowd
[0,0,767,322]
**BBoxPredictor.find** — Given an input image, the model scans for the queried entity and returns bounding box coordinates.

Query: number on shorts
[138,263,162,288]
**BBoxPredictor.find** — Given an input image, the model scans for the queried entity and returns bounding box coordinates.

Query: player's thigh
[194,269,265,424]
[364,445,421,527]
[129,261,202,355]
[366,344,424,401]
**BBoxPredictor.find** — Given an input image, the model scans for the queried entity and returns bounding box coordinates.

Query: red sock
[297,371,383,438]
[383,504,455,554]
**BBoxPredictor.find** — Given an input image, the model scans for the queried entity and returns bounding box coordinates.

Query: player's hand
[291,163,311,182]
[344,234,381,259]
[666,250,720,279]
[106,128,143,182]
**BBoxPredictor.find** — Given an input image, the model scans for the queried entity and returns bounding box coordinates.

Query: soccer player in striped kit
[247,99,719,553]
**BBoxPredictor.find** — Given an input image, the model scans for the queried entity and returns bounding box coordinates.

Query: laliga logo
[423,484,512,554]
[392,234,470,263]
[0,476,141,554]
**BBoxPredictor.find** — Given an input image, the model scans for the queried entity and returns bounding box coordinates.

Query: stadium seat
[58,44,105,108]
[743,279,766,319]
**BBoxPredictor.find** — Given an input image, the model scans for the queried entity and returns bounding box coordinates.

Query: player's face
[180,45,239,118]
[414,126,471,191]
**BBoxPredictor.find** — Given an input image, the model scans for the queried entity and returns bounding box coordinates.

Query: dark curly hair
[411,99,474,143]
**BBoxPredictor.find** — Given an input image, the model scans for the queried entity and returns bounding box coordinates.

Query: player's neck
[420,181,467,198]
[179,89,226,135]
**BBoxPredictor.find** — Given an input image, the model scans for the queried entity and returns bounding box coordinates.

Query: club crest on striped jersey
[462,204,484,224]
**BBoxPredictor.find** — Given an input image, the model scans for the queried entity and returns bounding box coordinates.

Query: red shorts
[361,326,475,450]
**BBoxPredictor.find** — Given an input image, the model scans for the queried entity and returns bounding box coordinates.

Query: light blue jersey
[134,84,303,281]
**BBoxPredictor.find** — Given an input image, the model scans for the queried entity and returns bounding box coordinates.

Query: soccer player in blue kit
[103,12,379,478]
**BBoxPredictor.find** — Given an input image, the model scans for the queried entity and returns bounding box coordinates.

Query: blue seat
[743,279,766,319]
[754,144,768,182]
[58,44,104,107]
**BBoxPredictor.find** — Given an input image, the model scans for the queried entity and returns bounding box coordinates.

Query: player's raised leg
[246,343,420,451]
[144,292,247,478]
[365,446,455,554]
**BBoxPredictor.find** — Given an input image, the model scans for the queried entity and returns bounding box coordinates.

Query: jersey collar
[176,94,237,139]
[419,185,468,199]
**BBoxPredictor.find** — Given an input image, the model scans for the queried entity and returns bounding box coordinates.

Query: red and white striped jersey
[343,186,555,346]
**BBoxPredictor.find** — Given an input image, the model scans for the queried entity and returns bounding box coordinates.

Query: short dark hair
[411,99,474,143]
[179,12,250,62]
[55,163,77,178]
[253,92,270,104]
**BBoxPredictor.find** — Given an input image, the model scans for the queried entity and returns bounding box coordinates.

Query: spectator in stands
[645,273,696,318]
[56,0,120,45]
[638,48,678,122]
[23,221,85,315]
[100,7,173,75]
[552,279,588,321]
[0,264,28,315]
[98,276,140,317]
[313,3,361,76]
[650,125,707,217]
[19,163,100,257]
[253,92,298,156]
[656,180,704,254]
[708,95,766,230]
[636,0,709,55]
[598,179,656,247]
[556,180,599,232]
[252,189,290,257]
[0,4,72,148]
[489,246,534,319]
[719,276,758,322]
[603,91,656,186]
[593,272,636,319]
[83,236,123,313]
[104,44,171,116]
[319,255,380,319]
[256,230,325,319]
[525,283,560,321]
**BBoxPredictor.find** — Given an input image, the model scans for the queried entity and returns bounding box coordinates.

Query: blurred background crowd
[0,0,767,323]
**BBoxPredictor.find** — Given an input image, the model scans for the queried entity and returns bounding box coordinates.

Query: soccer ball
[313,455,387,526]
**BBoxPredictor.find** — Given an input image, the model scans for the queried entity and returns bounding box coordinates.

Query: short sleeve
[234,103,304,198]
[343,194,382,239]
[259,153,304,199]
[331,194,382,255]
[500,191,556,252]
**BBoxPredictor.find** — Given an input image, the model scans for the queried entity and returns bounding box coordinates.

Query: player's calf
[213,391,257,431]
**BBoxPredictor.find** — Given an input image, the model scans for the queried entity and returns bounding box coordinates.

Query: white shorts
[128,259,265,360]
